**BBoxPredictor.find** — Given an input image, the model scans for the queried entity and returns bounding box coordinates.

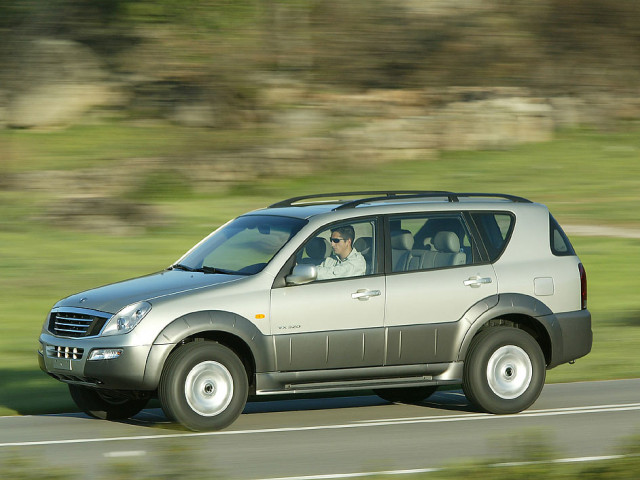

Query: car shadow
[135,389,477,429]
[2,371,478,430]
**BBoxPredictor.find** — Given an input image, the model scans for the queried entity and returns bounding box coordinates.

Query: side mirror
[286,264,317,286]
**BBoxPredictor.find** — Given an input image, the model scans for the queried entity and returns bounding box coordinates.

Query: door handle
[464,276,493,288]
[351,289,382,300]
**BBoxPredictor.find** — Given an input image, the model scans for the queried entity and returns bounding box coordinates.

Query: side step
[255,362,464,395]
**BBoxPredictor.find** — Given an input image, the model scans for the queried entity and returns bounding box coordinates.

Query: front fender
[142,310,275,390]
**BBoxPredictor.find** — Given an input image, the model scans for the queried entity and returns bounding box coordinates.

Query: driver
[316,225,366,280]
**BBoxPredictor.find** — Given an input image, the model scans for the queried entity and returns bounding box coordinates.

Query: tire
[158,341,248,431]
[462,326,546,414]
[68,385,148,420]
[374,386,438,404]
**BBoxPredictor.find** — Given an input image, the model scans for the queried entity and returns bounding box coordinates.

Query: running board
[255,362,463,395]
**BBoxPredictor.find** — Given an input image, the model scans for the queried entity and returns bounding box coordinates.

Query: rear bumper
[548,309,592,368]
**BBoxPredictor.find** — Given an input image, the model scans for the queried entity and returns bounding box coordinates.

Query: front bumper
[38,333,156,390]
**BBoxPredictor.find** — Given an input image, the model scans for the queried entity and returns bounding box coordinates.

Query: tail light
[578,263,587,310]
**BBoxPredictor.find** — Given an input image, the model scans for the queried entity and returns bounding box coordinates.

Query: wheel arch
[144,310,274,393]
[457,294,559,367]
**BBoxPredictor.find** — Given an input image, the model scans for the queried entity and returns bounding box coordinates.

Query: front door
[270,218,385,371]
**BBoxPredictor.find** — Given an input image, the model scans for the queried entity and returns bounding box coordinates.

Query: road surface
[1,379,639,479]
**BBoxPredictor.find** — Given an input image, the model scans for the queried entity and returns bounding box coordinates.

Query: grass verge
[1,126,639,416]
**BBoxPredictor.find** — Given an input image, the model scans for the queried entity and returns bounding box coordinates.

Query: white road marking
[254,468,442,480]
[355,402,640,423]
[0,402,638,449]
[494,454,625,467]
[254,455,633,480]
[103,450,147,458]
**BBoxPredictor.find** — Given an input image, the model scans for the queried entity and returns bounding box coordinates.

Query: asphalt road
[1,379,639,479]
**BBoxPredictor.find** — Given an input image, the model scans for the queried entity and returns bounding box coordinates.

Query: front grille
[46,345,85,360]
[48,308,111,337]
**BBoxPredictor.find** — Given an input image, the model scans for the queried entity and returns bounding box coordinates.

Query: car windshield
[173,215,307,275]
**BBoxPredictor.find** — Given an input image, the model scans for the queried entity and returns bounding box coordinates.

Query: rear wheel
[462,326,545,414]
[374,386,438,404]
[159,341,248,431]
[68,385,148,420]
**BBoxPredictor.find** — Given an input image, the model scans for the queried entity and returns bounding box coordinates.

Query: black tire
[68,385,148,420]
[462,326,546,414]
[374,386,438,404]
[158,341,248,431]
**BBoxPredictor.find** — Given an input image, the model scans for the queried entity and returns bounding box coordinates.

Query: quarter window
[550,214,576,256]
[470,212,514,262]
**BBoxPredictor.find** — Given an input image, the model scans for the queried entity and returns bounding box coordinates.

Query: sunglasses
[330,237,345,243]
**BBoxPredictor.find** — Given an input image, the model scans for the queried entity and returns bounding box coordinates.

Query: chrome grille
[46,345,85,360]
[48,308,111,337]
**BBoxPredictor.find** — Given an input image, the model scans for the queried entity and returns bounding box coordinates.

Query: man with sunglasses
[316,225,367,280]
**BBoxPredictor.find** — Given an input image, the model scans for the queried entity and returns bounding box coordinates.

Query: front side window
[297,219,377,280]
[389,214,473,273]
[175,215,307,275]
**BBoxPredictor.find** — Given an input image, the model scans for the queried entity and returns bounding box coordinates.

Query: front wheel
[462,327,545,414]
[158,341,248,431]
[68,385,148,420]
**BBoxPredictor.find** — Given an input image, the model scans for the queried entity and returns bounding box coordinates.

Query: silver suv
[38,191,592,431]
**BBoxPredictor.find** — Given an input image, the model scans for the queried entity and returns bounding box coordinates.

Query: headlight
[102,301,151,336]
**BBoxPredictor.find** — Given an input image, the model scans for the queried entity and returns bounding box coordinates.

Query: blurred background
[0,0,639,417]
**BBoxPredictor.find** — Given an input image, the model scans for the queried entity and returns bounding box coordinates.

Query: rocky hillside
[1,0,639,231]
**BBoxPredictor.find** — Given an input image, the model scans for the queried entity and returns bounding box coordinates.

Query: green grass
[1,125,639,416]
[246,127,640,227]
[0,122,276,173]
[546,236,640,383]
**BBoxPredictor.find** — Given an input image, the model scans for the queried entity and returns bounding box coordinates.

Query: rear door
[384,212,499,365]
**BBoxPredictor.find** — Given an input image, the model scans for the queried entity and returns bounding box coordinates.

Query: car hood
[54,270,244,314]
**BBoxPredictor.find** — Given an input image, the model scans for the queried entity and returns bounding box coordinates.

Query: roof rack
[268,191,452,209]
[268,191,531,210]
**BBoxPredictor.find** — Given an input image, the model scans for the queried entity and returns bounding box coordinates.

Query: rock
[171,103,218,128]
[42,194,168,235]
[6,38,114,128]
[549,97,588,128]
[437,97,554,150]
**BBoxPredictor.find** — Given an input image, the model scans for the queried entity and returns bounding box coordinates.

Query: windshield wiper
[169,263,197,272]
[195,266,247,275]
[170,264,247,275]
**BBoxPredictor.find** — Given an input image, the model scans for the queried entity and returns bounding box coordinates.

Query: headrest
[391,230,414,251]
[433,231,460,253]
[353,236,372,255]
[305,237,331,260]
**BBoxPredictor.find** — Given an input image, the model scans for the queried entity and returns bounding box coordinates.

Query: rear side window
[388,213,476,272]
[550,215,576,256]
[470,212,514,262]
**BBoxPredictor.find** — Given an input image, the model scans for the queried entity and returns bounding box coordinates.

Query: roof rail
[336,192,531,209]
[268,191,452,209]
[268,191,531,210]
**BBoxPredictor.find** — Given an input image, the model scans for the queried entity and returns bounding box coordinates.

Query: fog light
[88,349,123,361]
